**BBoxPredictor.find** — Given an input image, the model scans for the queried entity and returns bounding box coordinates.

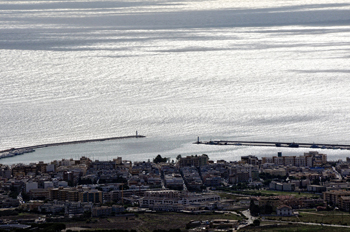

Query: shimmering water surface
[1,0,350,164]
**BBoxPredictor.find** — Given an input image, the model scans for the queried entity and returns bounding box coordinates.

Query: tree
[83,210,92,218]
[153,154,167,163]
[264,205,273,214]
[253,219,260,226]
[176,154,182,160]
[249,199,260,216]
[312,178,320,185]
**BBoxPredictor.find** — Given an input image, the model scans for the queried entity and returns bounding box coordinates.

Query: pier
[195,139,350,150]
[0,134,145,160]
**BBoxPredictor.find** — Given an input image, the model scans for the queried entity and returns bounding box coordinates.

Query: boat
[310,144,319,148]
[288,143,299,148]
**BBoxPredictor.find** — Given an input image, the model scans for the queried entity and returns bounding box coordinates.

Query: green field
[265,209,350,225]
[240,224,350,232]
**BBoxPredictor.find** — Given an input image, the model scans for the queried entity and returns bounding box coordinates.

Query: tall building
[79,190,103,204]
[241,155,259,165]
[261,151,327,167]
[178,154,209,168]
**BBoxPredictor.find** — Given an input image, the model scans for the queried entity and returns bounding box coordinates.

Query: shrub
[253,219,260,226]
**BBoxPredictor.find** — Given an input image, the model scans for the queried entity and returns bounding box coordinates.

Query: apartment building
[261,151,327,167]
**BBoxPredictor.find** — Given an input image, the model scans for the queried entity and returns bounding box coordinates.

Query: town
[1,151,350,231]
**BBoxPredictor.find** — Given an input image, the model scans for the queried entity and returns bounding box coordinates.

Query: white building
[282,183,295,191]
[294,156,306,167]
[140,190,220,211]
[284,156,295,166]
[58,181,68,187]
[341,169,350,176]
[277,205,293,216]
[26,182,38,193]
[46,164,55,172]
[44,181,54,189]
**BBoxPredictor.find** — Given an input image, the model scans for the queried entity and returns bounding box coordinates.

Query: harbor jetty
[0,133,145,160]
[195,138,350,150]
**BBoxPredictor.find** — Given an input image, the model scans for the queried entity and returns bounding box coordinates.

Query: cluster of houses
[1,150,350,220]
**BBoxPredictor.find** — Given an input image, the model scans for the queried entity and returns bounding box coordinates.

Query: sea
[1,0,350,165]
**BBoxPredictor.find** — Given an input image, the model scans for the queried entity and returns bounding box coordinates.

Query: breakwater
[196,139,350,150]
[0,134,145,160]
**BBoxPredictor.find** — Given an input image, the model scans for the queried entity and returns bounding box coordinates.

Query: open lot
[258,190,320,199]
[65,212,243,231]
[220,189,320,199]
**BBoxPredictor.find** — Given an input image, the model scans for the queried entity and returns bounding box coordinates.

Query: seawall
[0,135,145,159]
[196,139,350,150]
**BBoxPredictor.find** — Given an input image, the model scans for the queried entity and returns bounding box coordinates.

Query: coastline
[0,135,145,160]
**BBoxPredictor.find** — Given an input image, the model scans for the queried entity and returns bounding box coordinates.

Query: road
[332,167,342,180]
[17,192,25,205]
[237,210,256,230]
